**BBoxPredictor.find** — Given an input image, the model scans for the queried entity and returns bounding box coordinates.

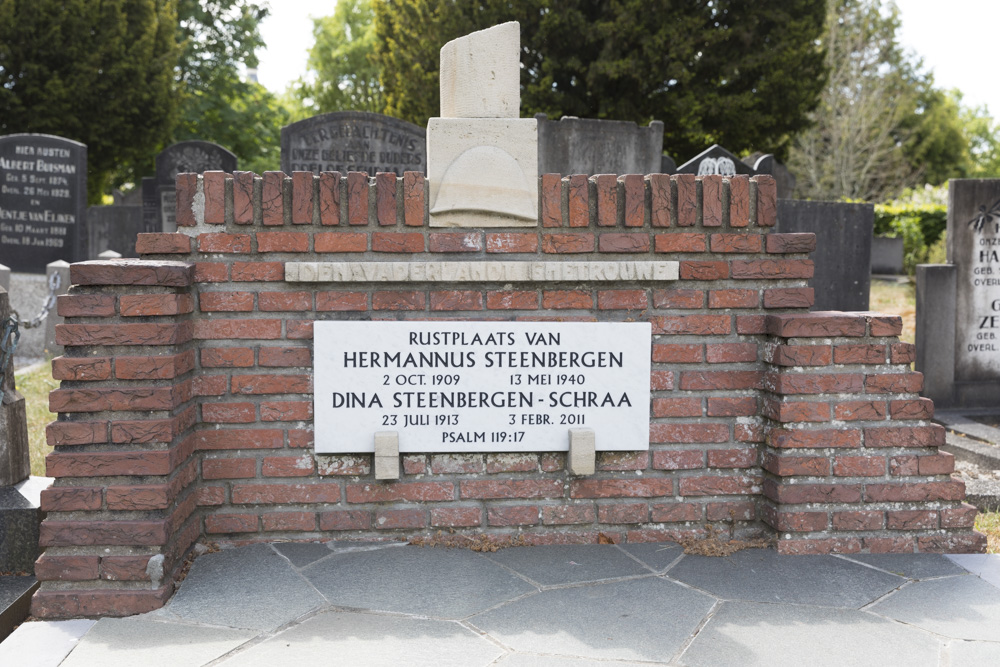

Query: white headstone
[439,22,520,119]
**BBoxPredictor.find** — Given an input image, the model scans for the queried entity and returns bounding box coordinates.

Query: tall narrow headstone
[949,180,1000,382]
[0,134,87,273]
[281,112,426,176]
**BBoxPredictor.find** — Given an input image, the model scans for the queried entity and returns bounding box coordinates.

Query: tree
[374,0,828,161]
[960,99,1000,178]
[172,0,287,174]
[296,0,383,114]
[0,0,180,202]
[788,0,970,201]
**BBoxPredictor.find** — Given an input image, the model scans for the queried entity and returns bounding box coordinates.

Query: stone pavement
[3,541,1000,666]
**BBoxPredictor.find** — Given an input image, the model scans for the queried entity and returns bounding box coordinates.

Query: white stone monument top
[439,21,520,119]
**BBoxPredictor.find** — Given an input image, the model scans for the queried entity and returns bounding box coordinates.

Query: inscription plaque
[281,111,426,176]
[950,180,1000,380]
[314,321,651,453]
[0,134,86,272]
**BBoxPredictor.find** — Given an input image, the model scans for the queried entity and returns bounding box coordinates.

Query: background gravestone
[281,111,426,176]
[676,144,756,177]
[142,141,236,233]
[776,200,873,312]
[0,134,87,273]
[86,204,143,257]
[535,115,664,176]
[949,180,1000,384]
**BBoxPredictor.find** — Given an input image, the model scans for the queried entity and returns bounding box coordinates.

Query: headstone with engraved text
[281,111,426,176]
[142,141,236,233]
[0,134,87,273]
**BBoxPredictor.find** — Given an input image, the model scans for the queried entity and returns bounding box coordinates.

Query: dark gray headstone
[145,141,236,233]
[948,180,1000,383]
[87,205,143,258]
[748,153,796,200]
[676,144,755,177]
[0,134,87,273]
[871,236,904,275]
[776,200,873,312]
[535,115,664,176]
[281,112,426,176]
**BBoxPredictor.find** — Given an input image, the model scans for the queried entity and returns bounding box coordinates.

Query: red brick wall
[32,170,984,618]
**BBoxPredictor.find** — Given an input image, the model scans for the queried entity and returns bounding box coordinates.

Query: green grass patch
[869,280,915,345]
[976,511,1000,554]
[14,359,57,476]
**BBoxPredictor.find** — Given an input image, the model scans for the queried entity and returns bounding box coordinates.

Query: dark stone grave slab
[535,114,663,176]
[87,204,143,257]
[0,134,87,273]
[143,141,236,233]
[281,111,426,176]
[776,200,873,312]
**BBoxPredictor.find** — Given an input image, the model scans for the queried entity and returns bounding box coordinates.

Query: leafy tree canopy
[295,0,383,115]
[374,0,828,161]
[0,0,180,202]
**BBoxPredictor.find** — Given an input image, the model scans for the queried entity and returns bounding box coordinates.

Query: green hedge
[873,203,947,275]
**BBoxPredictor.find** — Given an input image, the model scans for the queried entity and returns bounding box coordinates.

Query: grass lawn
[869,279,915,344]
[13,359,57,477]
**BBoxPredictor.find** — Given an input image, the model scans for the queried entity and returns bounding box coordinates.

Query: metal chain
[0,316,19,374]
[11,270,61,330]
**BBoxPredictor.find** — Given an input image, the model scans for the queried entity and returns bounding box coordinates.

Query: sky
[256,0,1000,117]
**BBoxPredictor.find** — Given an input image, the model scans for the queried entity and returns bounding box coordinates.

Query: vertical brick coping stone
[33,172,984,619]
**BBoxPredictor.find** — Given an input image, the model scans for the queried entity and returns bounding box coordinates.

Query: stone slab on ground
[156,544,324,631]
[218,610,504,667]
[948,553,1000,589]
[680,601,940,667]
[60,617,254,667]
[0,619,95,667]
[616,542,684,572]
[837,553,971,580]
[301,545,536,619]
[468,577,715,662]
[484,544,652,586]
[668,548,903,607]
[869,575,1000,641]
[0,576,37,642]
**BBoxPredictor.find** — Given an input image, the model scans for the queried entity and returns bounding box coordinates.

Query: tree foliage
[172,0,286,174]
[0,0,180,202]
[374,0,828,161]
[788,0,971,202]
[296,0,383,115]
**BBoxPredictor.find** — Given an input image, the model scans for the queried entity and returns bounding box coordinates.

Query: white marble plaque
[314,321,651,453]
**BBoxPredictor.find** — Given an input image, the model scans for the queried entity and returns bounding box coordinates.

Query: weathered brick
[402,171,424,226]
[705,343,758,363]
[652,289,704,309]
[375,509,426,529]
[375,172,396,225]
[429,232,482,252]
[649,423,729,443]
[372,232,424,253]
[652,398,702,417]
[542,233,595,253]
[57,294,115,318]
[233,171,254,224]
[766,313,866,338]
[256,231,309,253]
[262,512,316,532]
[314,232,367,253]
[651,450,704,470]
[654,233,706,253]
[541,504,596,525]
[487,232,538,253]
[373,291,425,311]
[593,174,618,226]
[430,290,483,311]
[203,457,257,479]
[680,371,762,390]
[763,288,814,309]
[679,261,729,280]
[651,315,730,335]
[543,290,593,309]
[261,171,286,226]
[679,475,761,496]
[232,483,341,504]
[199,291,254,312]
[599,233,649,252]
[461,479,563,499]
[259,291,312,312]
[135,233,192,255]
[570,479,672,498]
[52,357,111,382]
[488,506,539,527]
[198,233,251,254]
[231,261,284,281]
[708,289,759,309]
[319,510,371,531]
[833,456,885,477]
[598,503,647,524]
[431,507,483,528]
[486,291,538,310]
[316,291,368,311]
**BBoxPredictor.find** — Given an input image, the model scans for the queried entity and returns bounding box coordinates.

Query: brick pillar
[760,312,984,554]
[33,259,199,617]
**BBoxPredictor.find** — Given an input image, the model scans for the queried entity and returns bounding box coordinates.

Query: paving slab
[301,545,536,619]
[0,619,95,667]
[869,576,1000,641]
[668,548,902,607]
[615,542,683,572]
[217,610,504,667]
[484,544,653,586]
[272,542,335,568]
[470,577,715,662]
[837,553,970,580]
[60,617,256,667]
[946,639,1000,664]
[496,653,664,667]
[679,601,941,667]
[159,543,325,631]
[948,553,1000,589]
